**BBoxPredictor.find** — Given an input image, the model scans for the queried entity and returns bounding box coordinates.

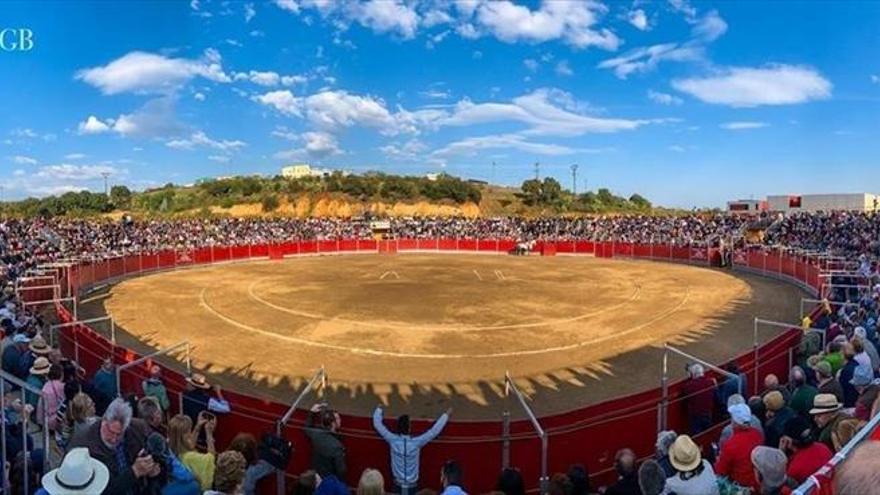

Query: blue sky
[1,0,879,208]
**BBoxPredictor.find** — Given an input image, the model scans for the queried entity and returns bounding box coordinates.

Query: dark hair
[615,448,637,476]
[293,470,318,495]
[442,460,463,487]
[784,416,815,448]
[397,414,411,435]
[638,460,667,495]
[320,408,337,429]
[496,468,525,495]
[548,473,572,495]
[567,464,591,495]
[47,363,63,381]
[229,433,259,465]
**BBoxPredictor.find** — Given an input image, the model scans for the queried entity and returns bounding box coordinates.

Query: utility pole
[570,164,579,195]
[534,162,540,181]
[101,172,111,197]
[491,161,496,185]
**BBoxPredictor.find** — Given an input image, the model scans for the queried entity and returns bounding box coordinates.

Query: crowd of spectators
[5,212,880,494]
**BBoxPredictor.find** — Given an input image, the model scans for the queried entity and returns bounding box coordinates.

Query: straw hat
[30,356,51,375]
[41,447,109,494]
[29,335,52,355]
[810,394,842,415]
[186,373,211,390]
[669,435,702,472]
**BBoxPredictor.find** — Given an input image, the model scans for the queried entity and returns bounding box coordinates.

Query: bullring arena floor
[78,254,805,419]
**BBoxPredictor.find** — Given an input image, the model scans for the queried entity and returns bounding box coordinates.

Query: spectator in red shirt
[681,364,717,435]
[715,403,763,491]
[781,416,833,485]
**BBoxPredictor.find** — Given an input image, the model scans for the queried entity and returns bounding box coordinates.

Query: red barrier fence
[49,240,807,494]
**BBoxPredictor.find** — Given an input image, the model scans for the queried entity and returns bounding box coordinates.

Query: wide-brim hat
[29,335,52,355]
[669,435,702,472]
[41,447,109,495]
[30,356,51,375]
[810,393,842,415]
[186,373,211,389]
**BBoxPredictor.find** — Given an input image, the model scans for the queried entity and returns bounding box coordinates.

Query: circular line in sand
[198,283,691,359]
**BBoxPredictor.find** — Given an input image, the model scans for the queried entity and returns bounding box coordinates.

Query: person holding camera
[167,412,218,491]
[68,397,159,495]
[304,402,347,481]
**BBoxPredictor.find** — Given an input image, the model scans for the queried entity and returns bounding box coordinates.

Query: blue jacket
[163,452,202,495]
[373,407,449,487]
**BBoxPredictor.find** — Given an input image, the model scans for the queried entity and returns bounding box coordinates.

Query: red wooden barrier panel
[280,242,299,256]
[357,239,377,252]
[193,248,212,265]
[231,245,251,260]
[397,239,418,251]
[690,247,709,265]
[477,239,498,252]
[318,240,338,253]
[338,239,359,252]
[459,239,478,251]
[438,239,457,251]
[574,240,594,254]
[158,251,176,270]
[214,245,232,262]
[766,251,781,273]
[555,241,575,254]
[124,255,140,275]
[671,245,690,262]
[300,241,318,254]
[497,240,517,253]
[418,239,439,250]
[252,244,270,258]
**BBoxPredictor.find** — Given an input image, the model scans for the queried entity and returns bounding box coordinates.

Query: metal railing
[275,366,327,495]
[798,298,859,320]
[115,341,192,397]
[502,372,548,495]
[49,316,117,347]
[658,344,741,432]
[0,369,51,495]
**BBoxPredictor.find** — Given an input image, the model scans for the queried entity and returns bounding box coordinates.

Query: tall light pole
[570,164,579,195]
[101,172,111,197]
[491,161,496,185]
[534,162,540,181]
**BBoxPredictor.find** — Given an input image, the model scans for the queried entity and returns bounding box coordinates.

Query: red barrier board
[417,239,439,250]
[397,239,418,251]
[459,239,478,251]
[124,255,141,275]
[357,239,378,252]
[231,245,251,260]
[300,241,318,254]
[574,241,594,254]
[438,239,457,251]
[252,244,270,258]
[477,239,498,252]
[672,245,690,262]
[338,240,359,252]
[318,240,338,253]
[213,245,232,262]
[497,240,517,253]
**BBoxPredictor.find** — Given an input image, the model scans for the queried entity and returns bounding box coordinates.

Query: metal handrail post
[504,373,547,494]
[502,373,511,469]
[276,366,327,495]
[753,318,760,393]
[115,341,190,397]
[1,377,6,494]
[660,347,669,432]
[1,369,51,481]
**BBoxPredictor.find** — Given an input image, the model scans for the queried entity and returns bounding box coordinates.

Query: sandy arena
[80,254,805,419]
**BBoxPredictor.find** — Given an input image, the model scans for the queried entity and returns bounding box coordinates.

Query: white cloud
[78,116,112,134]
[668,145,686,152]
[419,89,450,99]
[523,59,539,72]
[235,70,281,86]
[273,0,299,13]
[598,42,703,79]
[194,92,206,101]
[253,90,303,116]
[108,97,184,138]
[11,155,38,165]
[302,131,342,157]
[35,164,122,181]
[555,60,573,76]
[244,3,256,22]
[871,74,879,84]
[165,131,246,152]
[647,90,683,105]
[380,139,428,161]
[281,75,308,86]
[75,49,230,95]
[628,9,649,31]
[692,10,727,42]
[208,155,231,162]
[353,0,420,38]
[719,121,769,130]
[673,65,832,107]
[473,1,619,50]
[303,90,400,134]
[433,133,578,157]
[472,50,483,59]
[64,153,87,160]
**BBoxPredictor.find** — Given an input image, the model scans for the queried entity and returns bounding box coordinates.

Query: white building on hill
[281,164,348,179]
[767,193,880,213]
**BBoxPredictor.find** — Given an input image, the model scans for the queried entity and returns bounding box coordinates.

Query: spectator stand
[23,296,77,321]
[502,371,548,494]
[821,283,872,300]
[275,365,327,495]
[0,369,52,494]
[658,344,741,432]
[799,298,860,321]
[792,404,880,495]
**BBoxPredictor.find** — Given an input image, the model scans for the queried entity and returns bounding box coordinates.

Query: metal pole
[1,377,6,494]
[22,404,29,495]
[660,346,669,431]
[753,318,760,395]
[540,433,549,495]
[276,366,326,495]
[115,341,190,397]
[502,373,511,469]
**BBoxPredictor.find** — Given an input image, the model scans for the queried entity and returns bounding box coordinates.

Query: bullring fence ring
[10,239,852,494]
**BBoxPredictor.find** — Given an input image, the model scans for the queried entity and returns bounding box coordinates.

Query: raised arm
[372,405,395,442]
[412,408,451,448]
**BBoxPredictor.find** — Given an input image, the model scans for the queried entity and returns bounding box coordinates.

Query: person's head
[396,414,411,435]
[762,391,785,418]
[764,374,779,389]
[496,467,525,495]
[669,435,702,474]
[783,416,815,450]
[47,363,63,381]
[68,392,96,423]
[566,464,590,495]
[655,430,677,457]
[751,446,787,493]
[319,406,342,432]
[547,473,572,495]
[844,343,856,359]
[727,393,746,408]
[790,366,806,386]
[728,403,752,429]
[136,396,162,427]
[638,460,666,495]
[101,357,114,371]
[100,398,132,448]
[835,442,880,495]
[357,468,384,495]
[167,414,195,456]
[832,418,862,452]
[441,460,463,488]
[228,433,258,466]
[213,450,247,494]
[816,361,834,380]
[852,337,865,354]
[688,363,704,379]
[811,394,843,427]
[294,470,319,495]
[615,448,636,478]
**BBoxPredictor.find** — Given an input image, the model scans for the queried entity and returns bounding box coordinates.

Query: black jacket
[304,411,347,481]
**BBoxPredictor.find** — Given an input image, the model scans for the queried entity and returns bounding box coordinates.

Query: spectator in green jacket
[788,366,817,418]
[142,365,170,411]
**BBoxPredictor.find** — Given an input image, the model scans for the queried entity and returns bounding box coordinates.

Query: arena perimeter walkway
[79,254,805,420]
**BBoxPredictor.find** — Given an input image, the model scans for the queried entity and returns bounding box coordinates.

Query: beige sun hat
[669,434,702,472]
[810,393,842,415]
[186,372,211,390]
[29,356,51,376]
[29,334,52,355]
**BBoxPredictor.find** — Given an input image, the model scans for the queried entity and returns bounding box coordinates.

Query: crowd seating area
[3,214,880,495]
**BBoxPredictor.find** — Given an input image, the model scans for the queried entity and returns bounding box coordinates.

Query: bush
[261,194,280,212]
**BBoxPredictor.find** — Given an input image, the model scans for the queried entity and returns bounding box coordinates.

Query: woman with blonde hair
[62,392,99,444]
[167,412,217,490]
[358,468,386,495]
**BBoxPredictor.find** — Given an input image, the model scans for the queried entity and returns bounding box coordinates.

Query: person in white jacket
[372,405,451,495]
